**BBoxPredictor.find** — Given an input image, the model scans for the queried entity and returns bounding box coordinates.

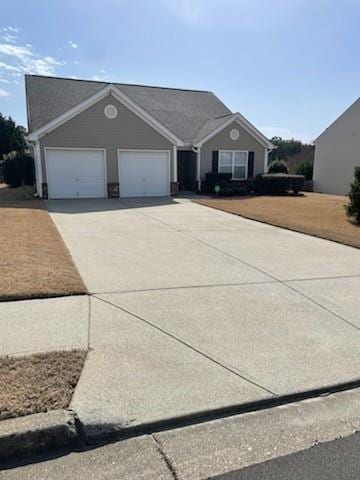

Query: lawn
[0,350,87,420]
[0,184,87,301]
[196,192,360,249]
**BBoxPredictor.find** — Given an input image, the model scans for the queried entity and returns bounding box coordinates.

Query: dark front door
[177,150,197,191]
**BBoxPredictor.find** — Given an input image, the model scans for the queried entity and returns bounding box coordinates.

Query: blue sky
[0,0,359,142]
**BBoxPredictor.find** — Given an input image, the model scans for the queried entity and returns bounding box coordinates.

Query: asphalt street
[215,432,360,480]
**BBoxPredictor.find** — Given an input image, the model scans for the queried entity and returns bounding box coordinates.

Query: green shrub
[3,153,34,188]
[346,167,360,223]
[203,172,252,196]
[296,160,313,180]
[268,159,289,174]
[204,172,232,194]
[255,173,305,194]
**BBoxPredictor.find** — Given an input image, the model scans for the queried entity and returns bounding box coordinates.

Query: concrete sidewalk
[0,296,89,355]
[44,198,360,439]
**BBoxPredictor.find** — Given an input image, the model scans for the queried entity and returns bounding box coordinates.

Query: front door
[177,150,197,191]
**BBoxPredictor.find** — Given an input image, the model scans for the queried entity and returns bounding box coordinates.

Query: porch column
[34,140,43,197]
[173,145,178,182]
[196,146,201,191]
[264,149,269,173]
[170,145,179,195]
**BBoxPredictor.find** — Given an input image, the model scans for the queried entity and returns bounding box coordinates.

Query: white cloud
[161,0,217,25]
[92,73,109,81]
[0,40,64,76]
[1,33,17,44]
[0,61,21,72]
[0,77,10,83]
[260,126,312,143]
[0,44,33,58]
[0,88,10,97]
[68,40,78,49]
[3,26,21,33]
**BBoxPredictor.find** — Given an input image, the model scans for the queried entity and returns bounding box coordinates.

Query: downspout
[27,138,42,197]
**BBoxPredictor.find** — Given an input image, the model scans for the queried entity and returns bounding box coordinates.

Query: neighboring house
[26,75,274,199]
[313,98,360,195]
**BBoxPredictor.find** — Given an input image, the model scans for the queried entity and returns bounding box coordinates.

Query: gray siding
[314,99,360,195]
[40,94,174,183]
[200,121,266,179]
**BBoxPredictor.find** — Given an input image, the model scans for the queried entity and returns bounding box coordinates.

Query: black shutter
[248,151,254,178]
[212,151,219,172]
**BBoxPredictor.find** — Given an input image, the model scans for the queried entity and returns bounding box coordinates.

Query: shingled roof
[25,75,232,144]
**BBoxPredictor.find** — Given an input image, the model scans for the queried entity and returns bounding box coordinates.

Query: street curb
[0,409,80,463]
[77,380,360,445]
[2,380,360,463]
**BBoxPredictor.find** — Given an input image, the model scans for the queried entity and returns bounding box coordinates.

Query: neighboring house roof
[313,97,360,144]
[25,75,273,148]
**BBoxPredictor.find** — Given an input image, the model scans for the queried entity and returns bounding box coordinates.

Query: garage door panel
[118,151,169,198]
[46,149,106,199]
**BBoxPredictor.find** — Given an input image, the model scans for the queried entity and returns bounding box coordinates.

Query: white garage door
[118,150,170,197]
[46,149,106,199]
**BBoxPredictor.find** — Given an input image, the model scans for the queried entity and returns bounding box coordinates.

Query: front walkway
[4,197,359,438]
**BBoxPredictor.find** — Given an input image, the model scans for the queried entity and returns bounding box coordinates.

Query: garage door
[118,150,170,197]
[46,149,106,199]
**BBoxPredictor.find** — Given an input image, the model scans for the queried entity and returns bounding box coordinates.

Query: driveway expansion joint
[93,294,276,396]
[138,208,360,335]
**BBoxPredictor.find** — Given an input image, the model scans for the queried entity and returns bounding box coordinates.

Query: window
[219,150,248,179]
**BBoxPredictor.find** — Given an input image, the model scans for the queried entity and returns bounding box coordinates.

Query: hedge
[255,173,305,194]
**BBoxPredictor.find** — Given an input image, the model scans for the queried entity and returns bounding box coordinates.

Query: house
[26,75,274,199]
[313,98,360,195]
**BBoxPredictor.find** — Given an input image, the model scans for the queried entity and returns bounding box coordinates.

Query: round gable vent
[104,104,118,119]
[230,128,239,141]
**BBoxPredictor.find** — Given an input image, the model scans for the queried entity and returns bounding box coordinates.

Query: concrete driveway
[48,197,360,438]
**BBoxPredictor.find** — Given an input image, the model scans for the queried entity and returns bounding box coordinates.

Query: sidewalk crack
[152,434,179,480]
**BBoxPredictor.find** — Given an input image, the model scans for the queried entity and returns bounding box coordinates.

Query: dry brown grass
[0,350,87,420]
[196,192,360,249]
[0,186,87,301]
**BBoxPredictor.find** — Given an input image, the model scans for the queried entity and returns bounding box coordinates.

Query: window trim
[218,150,249,180]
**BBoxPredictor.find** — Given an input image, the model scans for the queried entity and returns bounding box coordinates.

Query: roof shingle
[26,75,232,144]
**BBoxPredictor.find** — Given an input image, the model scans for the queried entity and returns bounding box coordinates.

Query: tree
[346,167,360,223]
[0,113,27,158]
[269,137,302,162]
[3,153,34,188]
[296,160,313,180]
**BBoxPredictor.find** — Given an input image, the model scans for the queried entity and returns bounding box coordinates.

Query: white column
[173,145,178,183]
[264,149,269,173]
[34,140,43,197]
[197,147,201,191]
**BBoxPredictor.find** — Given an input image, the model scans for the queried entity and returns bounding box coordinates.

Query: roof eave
[194,113,274,149]
[27,83,185,146]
